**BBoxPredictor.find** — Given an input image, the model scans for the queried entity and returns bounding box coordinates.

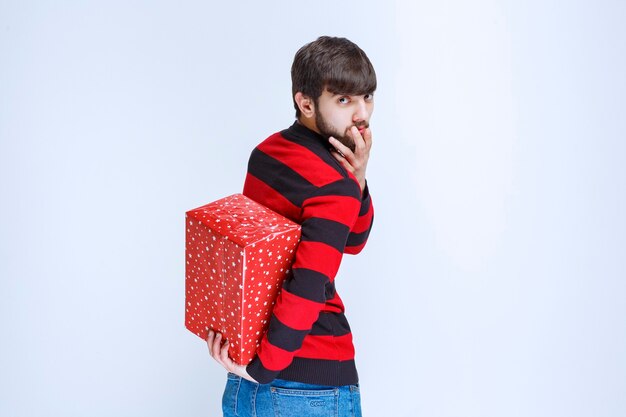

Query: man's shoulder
[253,127,309,149]
[250,129,330,169]
[247,125,359,195]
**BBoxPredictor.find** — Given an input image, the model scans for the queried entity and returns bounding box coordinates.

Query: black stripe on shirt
[346,228,371,248]
[277,358,358,386]
[309,312,351,336]
[281,124,348,179]
[359,192,371,216]
[247,148,316,206]
[325,281,336,300]
[282,268,329,303]
[301,217,350,253]
[313,179,362,201]
[266,315,310,352]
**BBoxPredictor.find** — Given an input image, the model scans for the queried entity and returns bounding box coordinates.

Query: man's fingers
[351,126,371,153]
[329,137,350,157]
[362,127,372,149]
[331,150,351,170]
[207,330,247,378]
[207,330,215,357]
[351,126,363,148]
[207,330,224,366]
[220,340,232,367]
[212,332,224,361]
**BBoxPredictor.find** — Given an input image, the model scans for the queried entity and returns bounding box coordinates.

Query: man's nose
[353,98,369,121]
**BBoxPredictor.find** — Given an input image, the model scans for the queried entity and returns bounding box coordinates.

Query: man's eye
[338,97,350,104]
[364,94,374,101]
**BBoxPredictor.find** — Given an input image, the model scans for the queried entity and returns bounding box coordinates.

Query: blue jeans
[222,373,362,417]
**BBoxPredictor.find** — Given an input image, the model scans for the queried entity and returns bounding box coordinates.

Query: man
[207,36,376,417]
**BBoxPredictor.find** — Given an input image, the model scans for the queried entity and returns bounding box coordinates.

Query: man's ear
[294,92,315,119]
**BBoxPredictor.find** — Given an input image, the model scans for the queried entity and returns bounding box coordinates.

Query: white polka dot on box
[185,193,301,365]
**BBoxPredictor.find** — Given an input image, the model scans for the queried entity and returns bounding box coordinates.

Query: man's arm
[344,183,374,254]
[330,126,374,254]
[208,127,373,382]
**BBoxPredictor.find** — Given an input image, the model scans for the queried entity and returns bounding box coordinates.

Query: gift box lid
[186,194,300,247]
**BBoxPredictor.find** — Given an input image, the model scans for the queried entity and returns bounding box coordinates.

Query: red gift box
[185,194,301,365]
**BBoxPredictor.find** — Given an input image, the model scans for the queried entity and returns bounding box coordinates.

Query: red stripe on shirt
[349,203,373,234]
[344,241,367,254]
[255,338,294,371]
[243,173,301,222]
[272,289,325,330]
[257,137,342,188]
[292,241,343,280]
[296,334,356,361]
[302,194,361,225]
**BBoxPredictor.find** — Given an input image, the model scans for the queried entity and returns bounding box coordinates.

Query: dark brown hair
[291,36,377,118]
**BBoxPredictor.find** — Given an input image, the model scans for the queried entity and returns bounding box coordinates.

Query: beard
[315,111,368,153]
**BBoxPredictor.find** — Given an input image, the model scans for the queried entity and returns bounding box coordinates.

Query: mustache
[354,121,369,129]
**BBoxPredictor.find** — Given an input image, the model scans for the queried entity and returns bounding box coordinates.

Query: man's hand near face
[329,125,372,192]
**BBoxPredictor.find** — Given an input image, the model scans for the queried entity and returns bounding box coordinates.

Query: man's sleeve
[344,181,374,254]
[246,178,362,384]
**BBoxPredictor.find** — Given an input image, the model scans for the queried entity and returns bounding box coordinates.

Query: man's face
[314,89,374,152]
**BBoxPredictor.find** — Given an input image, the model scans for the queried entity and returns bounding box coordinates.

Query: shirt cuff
[246,356,280,384]
[361,180,370,201]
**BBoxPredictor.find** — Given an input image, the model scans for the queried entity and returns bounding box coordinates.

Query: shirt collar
[288,121,327,145]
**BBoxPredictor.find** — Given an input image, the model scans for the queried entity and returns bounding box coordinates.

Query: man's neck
[297,116,320,135]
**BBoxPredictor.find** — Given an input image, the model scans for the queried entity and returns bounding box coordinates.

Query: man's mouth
[355,121,369,134]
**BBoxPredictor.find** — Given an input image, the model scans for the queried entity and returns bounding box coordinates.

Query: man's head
[291,36,377,151]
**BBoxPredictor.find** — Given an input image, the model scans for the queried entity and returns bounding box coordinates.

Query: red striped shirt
[243,122,373,386]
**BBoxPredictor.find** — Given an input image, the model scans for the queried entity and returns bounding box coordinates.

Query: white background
[1,1,624,416]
